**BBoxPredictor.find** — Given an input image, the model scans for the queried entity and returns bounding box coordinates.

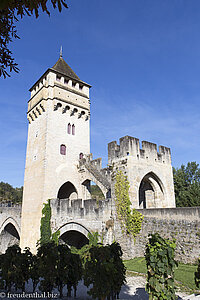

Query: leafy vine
[40,199,60,245]
[145,233,178,300]
[114,170,143,239]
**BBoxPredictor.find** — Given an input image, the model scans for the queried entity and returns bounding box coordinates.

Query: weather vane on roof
[60,46,63,58]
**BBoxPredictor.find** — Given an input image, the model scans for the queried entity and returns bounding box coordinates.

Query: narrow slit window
[67,123,71,134]
[72,124,75,135]
[60,144,66,155]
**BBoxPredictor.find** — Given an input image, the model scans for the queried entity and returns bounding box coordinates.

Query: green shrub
[83,242,126,299]
[145,233,178,300]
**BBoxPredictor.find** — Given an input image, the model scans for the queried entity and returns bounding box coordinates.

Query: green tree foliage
[90,184,105,200]
[24,248,40,292]
[114,170,143,239]
[195,258,200,289]
[173,162,200,207]
[83,242,126,299]
[145,233,178,300]
[71,231,100,268]
[0,0,68,78]
[37,241,59,294]
[37,241,82,298]
[0,245,30,292]
[0,238,125,298]
[0,181,23,204]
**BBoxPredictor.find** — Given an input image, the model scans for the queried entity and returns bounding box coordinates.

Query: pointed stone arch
[82,179,106,200]
[57,181,78,199]
[81,176,110,199]
[0,217,20,253]
[0,217,20,237]
[139,172,165,209]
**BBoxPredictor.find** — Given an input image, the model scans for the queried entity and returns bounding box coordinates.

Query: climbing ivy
[145,233,178,300]
[40,199,60,245]
[114,170,143,239]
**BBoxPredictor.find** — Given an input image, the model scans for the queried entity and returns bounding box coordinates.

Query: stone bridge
[50,198,113,248]
[0,198,114,253]
[1,201,200,264]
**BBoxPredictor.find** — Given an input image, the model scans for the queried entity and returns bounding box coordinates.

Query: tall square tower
[20,54,91,252]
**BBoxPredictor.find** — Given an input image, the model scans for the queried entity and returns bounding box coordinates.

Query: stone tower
[20,54,91,252]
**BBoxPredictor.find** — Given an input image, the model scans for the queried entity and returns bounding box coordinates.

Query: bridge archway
[82,179,106,200]
[0,218,20,253]
[58,222,90,249]
[57,181,78,199]
[139,172,164,209]
[81,177,110,199]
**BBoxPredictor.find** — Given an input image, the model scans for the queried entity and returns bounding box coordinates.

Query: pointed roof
[51,57,80,81]
[29,55,91,92]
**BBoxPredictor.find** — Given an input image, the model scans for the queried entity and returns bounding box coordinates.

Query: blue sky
[1,0,200,187]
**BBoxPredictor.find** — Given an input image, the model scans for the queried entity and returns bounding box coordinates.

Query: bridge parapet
[50,198,113,234]
[51,198,112,218]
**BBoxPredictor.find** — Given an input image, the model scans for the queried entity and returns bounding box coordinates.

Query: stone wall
[114,207,200,264]
[50,198,114,244]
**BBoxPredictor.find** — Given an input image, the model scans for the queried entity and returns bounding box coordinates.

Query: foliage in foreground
[173,161,200,207]
[83,242,126,300]
[0,0,68,78]
[124,257,198,291]
[0,242,82,298]
[145,233,178,300]
[114,170,143,239]
[0,235,126,299]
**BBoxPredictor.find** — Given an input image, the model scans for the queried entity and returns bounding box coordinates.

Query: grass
[123,257,198,291]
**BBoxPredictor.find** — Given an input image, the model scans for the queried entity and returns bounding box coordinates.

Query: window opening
[72,124,75,135]
[67,123,71,134]
[60,144,66,155]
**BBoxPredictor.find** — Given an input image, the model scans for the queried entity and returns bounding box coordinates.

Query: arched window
[72,124,75,135]
[67,123,71,134]
[79,152,83,159]
[60,144,66,155]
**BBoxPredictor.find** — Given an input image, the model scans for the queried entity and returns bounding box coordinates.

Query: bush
[145,233,178,300]
[83,242,126,299]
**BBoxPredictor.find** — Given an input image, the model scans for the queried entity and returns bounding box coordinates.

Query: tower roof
[51,57,81,81]
[29,55,91,92]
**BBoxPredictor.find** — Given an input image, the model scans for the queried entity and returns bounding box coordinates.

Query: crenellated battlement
[108,135,171,165]
[51,198,111,220]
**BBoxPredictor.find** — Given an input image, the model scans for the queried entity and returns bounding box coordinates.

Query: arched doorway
[58,222,90,249]
[57,181,78,199]
[139,172,164,209]
[0,222,20,253]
